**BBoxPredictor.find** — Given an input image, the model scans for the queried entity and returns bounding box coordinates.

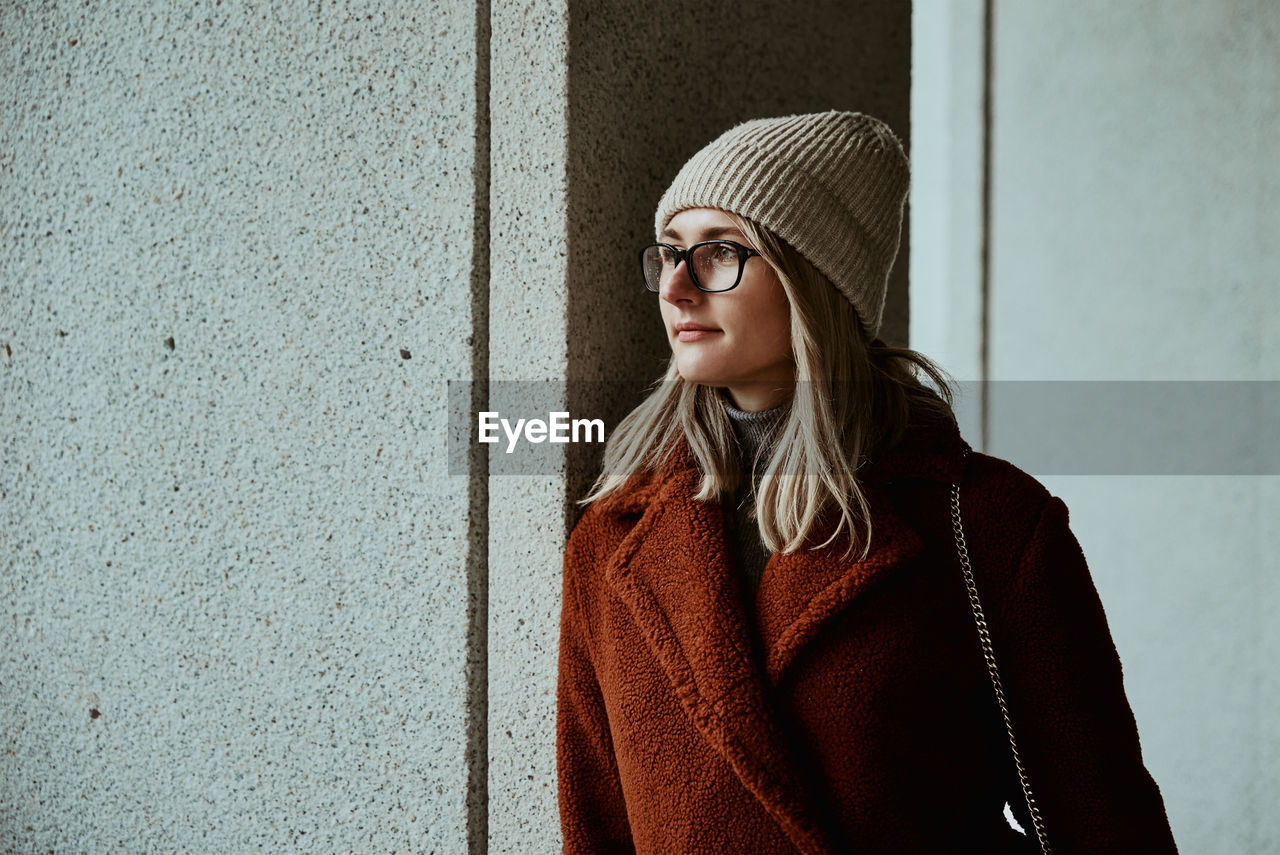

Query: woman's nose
[659,260,702,304]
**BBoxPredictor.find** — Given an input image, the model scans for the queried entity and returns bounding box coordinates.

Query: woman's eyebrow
[660,225,746,242]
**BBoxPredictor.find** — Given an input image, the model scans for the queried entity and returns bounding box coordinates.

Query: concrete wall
[912,2,1280,852]
[1,1,484,851]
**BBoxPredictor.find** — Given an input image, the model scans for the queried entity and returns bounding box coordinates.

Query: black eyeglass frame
[639,240,762,293]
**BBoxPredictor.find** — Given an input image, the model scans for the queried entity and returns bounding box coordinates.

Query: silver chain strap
[950,477,1052,855]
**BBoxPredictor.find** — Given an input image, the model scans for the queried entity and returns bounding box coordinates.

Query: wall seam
[465,0,491,849]
[979,0,994,449]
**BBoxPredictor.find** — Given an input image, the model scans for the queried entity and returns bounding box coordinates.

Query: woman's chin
[674,360,729,387]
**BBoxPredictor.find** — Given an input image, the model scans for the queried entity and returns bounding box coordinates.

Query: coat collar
[597,409,970,853]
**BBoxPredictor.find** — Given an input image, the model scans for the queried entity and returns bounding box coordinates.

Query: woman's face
[658,208,794,411]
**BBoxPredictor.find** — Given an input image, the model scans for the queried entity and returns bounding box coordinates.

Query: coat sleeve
[992,495,1178,854]
[557,522,636,855]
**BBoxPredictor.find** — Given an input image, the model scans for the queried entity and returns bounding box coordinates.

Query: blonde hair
[580,213,955,560]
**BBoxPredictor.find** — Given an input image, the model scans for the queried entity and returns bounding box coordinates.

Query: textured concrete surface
[989,1,1278,384]
[1,1,481,851]
[486,0,571,849]
[912,2,1279,852]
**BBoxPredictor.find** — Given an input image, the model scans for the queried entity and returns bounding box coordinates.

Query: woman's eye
[715,244,738,264]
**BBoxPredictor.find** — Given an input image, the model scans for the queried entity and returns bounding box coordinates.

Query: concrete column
[486,0,571,848]
[487,1,912,849]
[910,0,987,444]
[1,1,483,851]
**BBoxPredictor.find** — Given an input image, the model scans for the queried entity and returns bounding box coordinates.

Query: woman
[556,111,1177,854]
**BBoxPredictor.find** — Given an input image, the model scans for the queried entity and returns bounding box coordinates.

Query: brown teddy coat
[557,410,1178,854]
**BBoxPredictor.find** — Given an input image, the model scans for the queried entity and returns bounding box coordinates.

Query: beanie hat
[654,110,909,340]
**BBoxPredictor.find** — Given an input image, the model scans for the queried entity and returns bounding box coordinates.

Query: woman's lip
[676,329,721,342]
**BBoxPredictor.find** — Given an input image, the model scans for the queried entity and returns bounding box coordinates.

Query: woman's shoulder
[963,449,1054,510]
[956,450,1086,583]
[870,402,1053,515]
[870,411,1061,563]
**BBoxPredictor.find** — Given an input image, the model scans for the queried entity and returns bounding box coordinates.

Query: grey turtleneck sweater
[721,394,787,595]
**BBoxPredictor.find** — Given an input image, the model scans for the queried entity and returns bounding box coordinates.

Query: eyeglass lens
[642,243,744,292]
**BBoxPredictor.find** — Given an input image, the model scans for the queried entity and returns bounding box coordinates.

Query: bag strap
[950,464,1053,855]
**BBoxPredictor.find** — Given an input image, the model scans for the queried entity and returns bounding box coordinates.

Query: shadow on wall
[561,0,911,509]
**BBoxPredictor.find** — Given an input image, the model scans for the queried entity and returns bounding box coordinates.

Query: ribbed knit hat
[654,110,909,339]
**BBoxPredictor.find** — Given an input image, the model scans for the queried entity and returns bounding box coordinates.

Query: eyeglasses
[639,240,762,293]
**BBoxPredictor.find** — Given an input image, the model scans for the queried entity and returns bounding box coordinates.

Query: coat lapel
[750,412,970,687]
[752,486,924,688]
[603,452,837,855]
